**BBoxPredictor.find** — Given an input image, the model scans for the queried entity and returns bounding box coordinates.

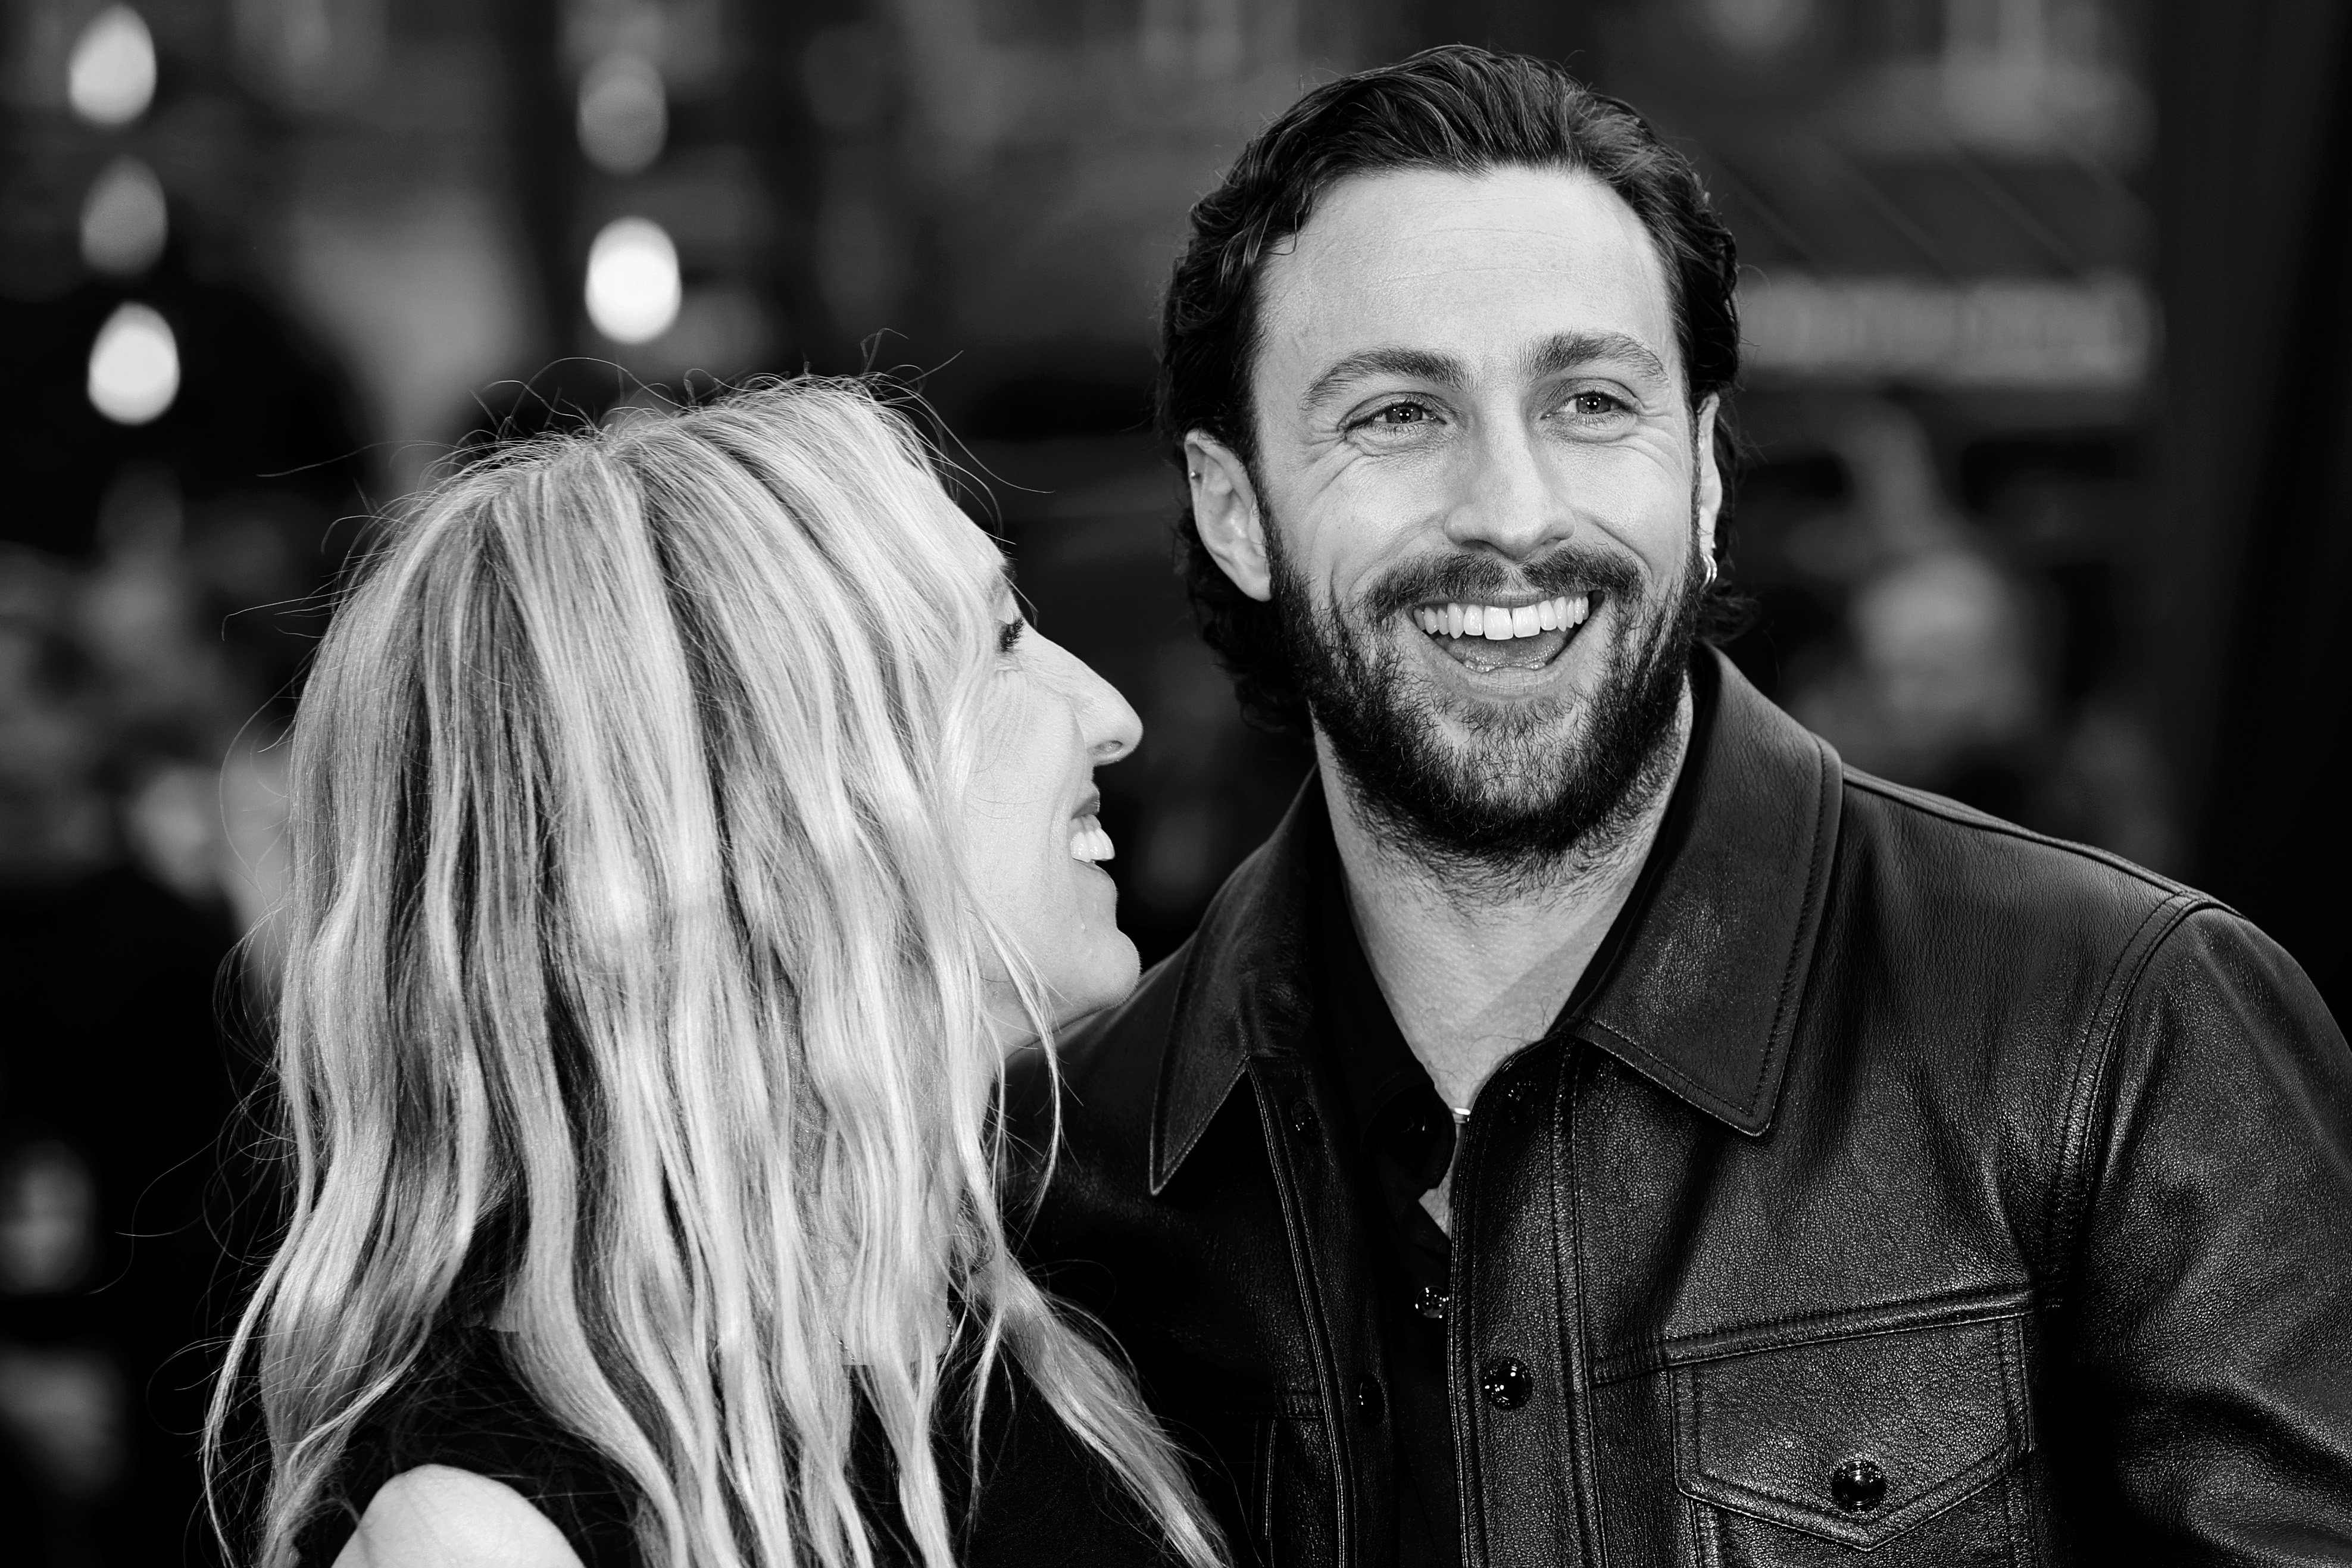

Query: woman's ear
[1185,433,1273,604]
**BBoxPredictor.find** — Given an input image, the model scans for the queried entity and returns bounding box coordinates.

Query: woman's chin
[985,931,1141,1056]
[1046,934,1142,1036]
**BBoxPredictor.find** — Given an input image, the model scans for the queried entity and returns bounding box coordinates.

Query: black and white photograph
[1,0,2347,1563]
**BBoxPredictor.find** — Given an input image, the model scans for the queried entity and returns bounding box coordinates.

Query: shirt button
[1354,1375,1385,1425]
[1286,1100,1320,1142]
[1480,1357,1533,1410]
[1831,1456,1888,1514]
[1411,1285,1448,1321]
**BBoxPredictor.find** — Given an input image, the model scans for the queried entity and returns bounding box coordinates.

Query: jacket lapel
[1569,650,1842,1136]
[1148,783,1323,1195]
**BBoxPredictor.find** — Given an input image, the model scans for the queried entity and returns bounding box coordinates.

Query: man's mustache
[1358,545,1645,622]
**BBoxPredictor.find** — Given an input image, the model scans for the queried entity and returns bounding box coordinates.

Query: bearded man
[1005,46,2352,1568]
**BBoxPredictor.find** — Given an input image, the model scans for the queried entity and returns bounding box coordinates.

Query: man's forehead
[1252,164,1682,392]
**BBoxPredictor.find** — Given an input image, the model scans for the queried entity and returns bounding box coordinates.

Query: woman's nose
[1071,652,1143,766]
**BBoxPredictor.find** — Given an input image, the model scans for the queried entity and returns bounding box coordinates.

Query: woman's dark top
[297,1328,1183,1567]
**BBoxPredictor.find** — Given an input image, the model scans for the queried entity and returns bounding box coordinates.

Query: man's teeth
[1070,816,1116,864]
[1413,594,1591,641]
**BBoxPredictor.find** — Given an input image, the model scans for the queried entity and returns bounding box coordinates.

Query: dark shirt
[298,1326,1182,1567]
[1311,836,1463,1568]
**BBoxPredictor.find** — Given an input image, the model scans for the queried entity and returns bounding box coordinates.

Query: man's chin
[1280,548,1703,877]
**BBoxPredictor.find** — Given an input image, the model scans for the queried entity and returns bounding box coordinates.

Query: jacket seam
[1244,1058,1357,1566]
[1839,770,2201,901]
[2042,893,2214,1299]
[1590,1286,2045,1384]
[1558,1051,1610,1565]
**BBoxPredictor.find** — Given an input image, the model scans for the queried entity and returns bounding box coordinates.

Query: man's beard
[1270,519,1704,890]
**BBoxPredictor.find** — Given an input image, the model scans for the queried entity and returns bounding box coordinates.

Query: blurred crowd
[10,0,2337,1561]
[0,375,329,1566]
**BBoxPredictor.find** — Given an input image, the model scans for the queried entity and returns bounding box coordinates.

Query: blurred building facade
[4,0,2350,1561]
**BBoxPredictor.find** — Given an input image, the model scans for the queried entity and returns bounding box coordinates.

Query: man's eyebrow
[1300,346,1469,413]
[1521,330,1672,386]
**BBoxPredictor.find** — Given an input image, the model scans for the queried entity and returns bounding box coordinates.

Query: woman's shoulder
[301,1330,640,1568]
[331,1466,583,1568]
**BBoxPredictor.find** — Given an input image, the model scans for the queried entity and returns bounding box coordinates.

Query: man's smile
[1407,591,1598,673]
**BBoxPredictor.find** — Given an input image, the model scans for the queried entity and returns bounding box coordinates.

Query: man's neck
[1319,684,1694,1116]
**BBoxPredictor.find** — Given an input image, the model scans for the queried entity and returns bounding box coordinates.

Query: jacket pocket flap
[1670,1314,2032,1548]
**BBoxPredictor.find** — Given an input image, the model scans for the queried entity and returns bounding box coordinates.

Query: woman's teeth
[1413,593,1591,642]
[1070,815,1115,864]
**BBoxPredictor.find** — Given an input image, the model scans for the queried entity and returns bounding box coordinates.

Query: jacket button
[1831,1456,1888,1514]
[1411,1285,1448,1321]
[1480,1357,1532,1410]
[1354,1375,1385,1425]
[1286,1100,1320,1142]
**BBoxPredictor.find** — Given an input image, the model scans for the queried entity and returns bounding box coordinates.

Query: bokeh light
[578,53,667,176]
[87,303,180,425]
[67,6,157,127]
[585,217,681,344]
[79,157,168,277]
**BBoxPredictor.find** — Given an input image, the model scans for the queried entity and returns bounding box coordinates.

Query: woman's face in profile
[965,580,1145,1043]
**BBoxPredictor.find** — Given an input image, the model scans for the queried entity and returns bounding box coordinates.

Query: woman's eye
[997,617,1026,654]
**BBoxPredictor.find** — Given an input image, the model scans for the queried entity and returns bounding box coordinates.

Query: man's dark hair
[1158,45,1744,734]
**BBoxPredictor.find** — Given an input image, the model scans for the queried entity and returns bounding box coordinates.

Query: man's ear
[1692,394,1725,565]
[1184,432,1272,604]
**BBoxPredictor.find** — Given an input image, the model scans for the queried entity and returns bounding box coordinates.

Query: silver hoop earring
[1701,552,1719,591]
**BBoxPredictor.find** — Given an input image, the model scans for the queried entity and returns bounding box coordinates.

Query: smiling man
[1007,47,2352,1568]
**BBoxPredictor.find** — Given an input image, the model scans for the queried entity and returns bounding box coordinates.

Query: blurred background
[2,0,2347,1560]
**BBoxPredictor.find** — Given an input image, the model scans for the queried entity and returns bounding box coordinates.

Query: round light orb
[585,217,681,345]
[68,7,157,126]
[88,302,180,425]
[80,156,167,276]
[578,53,667,176]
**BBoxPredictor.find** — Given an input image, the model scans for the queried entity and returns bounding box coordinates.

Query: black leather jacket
[1006,651,2352,1567]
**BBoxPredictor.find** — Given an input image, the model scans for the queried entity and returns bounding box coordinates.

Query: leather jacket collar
[1147,648,1844,1194]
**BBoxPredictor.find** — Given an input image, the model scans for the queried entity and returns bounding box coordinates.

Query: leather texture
[1004,650,2352,1567]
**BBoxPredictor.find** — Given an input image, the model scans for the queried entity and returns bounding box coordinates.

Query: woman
[208,380,1224,1568]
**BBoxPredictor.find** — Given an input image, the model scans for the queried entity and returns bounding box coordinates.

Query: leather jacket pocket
[1672,1314,2032,1559]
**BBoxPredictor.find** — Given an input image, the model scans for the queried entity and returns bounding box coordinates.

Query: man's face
[1228,164,1721,872]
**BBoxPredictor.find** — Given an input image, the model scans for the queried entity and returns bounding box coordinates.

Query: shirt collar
[1148,648,1844,1194]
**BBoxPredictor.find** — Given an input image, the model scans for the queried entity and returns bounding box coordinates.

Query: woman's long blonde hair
[209,379,1220,1568]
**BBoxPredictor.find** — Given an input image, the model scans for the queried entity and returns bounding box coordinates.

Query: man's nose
[1441,418,1574,561]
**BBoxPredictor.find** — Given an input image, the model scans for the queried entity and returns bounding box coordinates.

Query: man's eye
[997,617,1026,654]
[1352,399,1442,436]
[1568,391,1631,418]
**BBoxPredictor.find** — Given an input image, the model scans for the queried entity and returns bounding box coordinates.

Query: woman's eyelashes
[998,617,1027,654]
